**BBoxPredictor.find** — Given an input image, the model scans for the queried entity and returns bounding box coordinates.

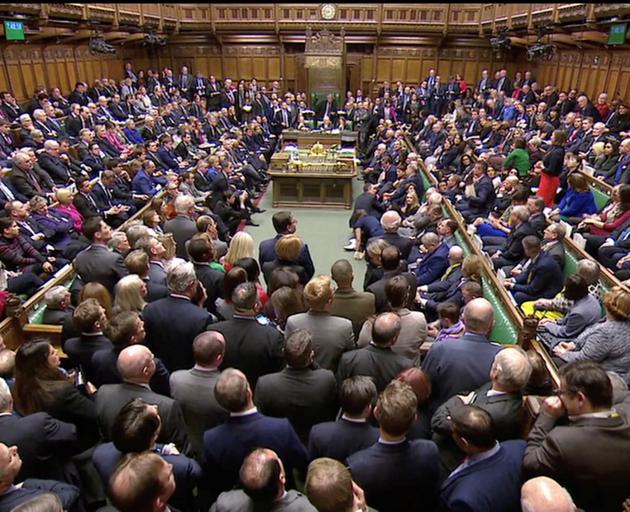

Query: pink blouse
[56,204,84,233]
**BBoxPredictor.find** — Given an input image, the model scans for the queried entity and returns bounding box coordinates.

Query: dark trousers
[7,273,45,297]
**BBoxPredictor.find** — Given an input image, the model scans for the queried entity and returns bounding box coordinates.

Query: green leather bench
[591,185,611,212]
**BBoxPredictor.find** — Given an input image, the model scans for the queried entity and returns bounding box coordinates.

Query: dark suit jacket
[164,215,199,260]
[203,412,309,502]
[0,412,80,483]
[308,418,379,462]
[258,235,315,282]
[37,152,74,186]
[9,165,54,199]
[439,440,526,512]
[192,261,225,313]
[208,316,285,388]
[512,251,564,299]
[72,191,100,219]
[414,243,450,286]
[523,411,630,512]
[496,221,539,263]
[63,333,113,384]
[0,479,80,512]
[368,270,417,314]
[254,367,338,443]
[143,295,213,372]
[95,382,190,454]
[73,243,128,294]
[368,232,414,261]
[421,332,502,416]
[93,442,202,511]
[347,439,441,512]
[464,175,496,217]
[337,344,412,393]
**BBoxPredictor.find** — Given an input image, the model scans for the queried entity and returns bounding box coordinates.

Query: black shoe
[245,220,260,226]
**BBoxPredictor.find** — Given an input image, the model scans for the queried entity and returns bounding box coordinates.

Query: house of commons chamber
[1,2,630,511]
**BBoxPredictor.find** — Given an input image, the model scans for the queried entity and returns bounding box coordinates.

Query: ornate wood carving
[305,27,344,55]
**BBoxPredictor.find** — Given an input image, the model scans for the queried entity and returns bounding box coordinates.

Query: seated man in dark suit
[203,368,309,505]
[255,329,338,443]
[422,298,503,417]
[258,211,315,282]
[95,344,190,455]
[337,312,412,393]
[438,405,527,512]
[523,361,630,512]
[208,282,284,387]
[41,285,74,325]
[0,442,80,512]
[308,376,379,463]
[503,236,564,305]
[64,298,113,384]
[486,205,539,271]
[412,232,450,286]
[92,398,202,511]
[74,177,129,229]
[9,151,54,200]
[367,210,414,262]
[211,448,315,512]
[347,380,441,512]
[455,161,496,223]
[431,347,532,471]
[73,217,129,294]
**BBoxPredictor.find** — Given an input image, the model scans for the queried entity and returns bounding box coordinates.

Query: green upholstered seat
[563,248,580,279]
[591,186,611,212]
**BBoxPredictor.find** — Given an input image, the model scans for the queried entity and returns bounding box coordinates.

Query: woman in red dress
[537,130,567,207]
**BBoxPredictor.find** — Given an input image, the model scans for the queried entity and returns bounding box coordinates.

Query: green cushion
[483,276,519,345]
[591,186,611,212]
[563,249,580,279]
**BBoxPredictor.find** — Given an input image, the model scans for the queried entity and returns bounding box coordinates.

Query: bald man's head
[521,477,577,512]
[463,298,495,336]
[448,246,464,264]
[117,345,155,382]
[239,448,285,503]
[372,312,401,347]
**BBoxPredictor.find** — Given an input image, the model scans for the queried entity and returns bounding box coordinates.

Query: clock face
[321,3,336,19]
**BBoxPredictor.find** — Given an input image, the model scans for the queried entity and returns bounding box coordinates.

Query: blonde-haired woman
[55,188,83,232]
[113,275,148,315]
[221,231,255,272]
[262,234,308,287]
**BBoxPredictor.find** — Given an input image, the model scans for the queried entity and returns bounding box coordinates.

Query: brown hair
[79,282,113,320]
[603,287,630,321]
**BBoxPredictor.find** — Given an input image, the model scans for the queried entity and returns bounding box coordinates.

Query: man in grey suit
[285,275,354,374]
[255,329,338,443]
[136,235,168,287]
[336,312,412,393]
[95,344,191,455]
[164,195,198,260]
[330,259,375,339]
[73,217,128,293]
[211,448,316,512]
[170,331,228,457]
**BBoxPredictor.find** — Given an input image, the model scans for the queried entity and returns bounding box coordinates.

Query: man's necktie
[29,172,43,193]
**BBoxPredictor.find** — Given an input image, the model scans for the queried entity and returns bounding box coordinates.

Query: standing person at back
[258,211,315,281]
[329,259,376,339]
[163,195,198,260]
[285,275,354,373]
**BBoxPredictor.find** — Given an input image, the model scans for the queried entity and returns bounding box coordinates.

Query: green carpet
[244,177,367,284]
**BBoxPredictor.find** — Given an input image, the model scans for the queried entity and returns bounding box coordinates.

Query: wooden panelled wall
[533,49,630,102]
[0,44,124,101]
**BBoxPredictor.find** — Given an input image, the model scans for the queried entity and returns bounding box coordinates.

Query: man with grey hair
[0,377,81,483]
[203,368,308,504]
[521,476,577,512]
[38,139,74,186]
[95,345,190,454]
[486,204,538,270]
[42,285,73,325]
[9,150,54,199]
[32,108,57,139]
[255,329,337,443]
[432,346,532,467]
[143,262,212,372]
[209,282,284,388]
[337,312,412,393]
[368,210,413,261]
[164,194,198,260]
[108,231,130,258]
[413,231,450,286]
[422,298,502,416]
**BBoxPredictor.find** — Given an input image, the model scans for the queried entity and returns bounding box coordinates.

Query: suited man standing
[95,345,191,454]
[187,235,225,314]
[255,329,338,443]
[367,245,417,314]
[169,331,228,457]
[209,282,284,388]
[347,380,441,512]
[337,313,412,393]
[523,361,630,512]
[494,68,512,96]
[422,298,502,416]
[143,262,213,372]
[438,406,527,512]
[73,217,129,294]
[203,368,309,504]
[259,211,315,282]
[285,275,354,374]
[330,259,376,339]
[163,195,198,260]
[316,94,338,123]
